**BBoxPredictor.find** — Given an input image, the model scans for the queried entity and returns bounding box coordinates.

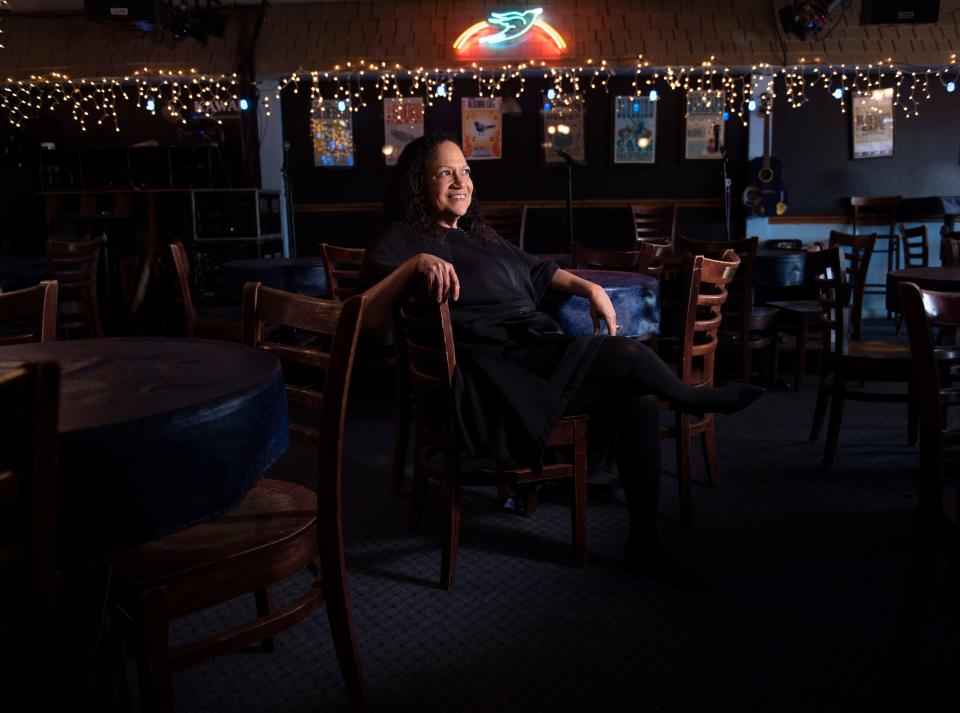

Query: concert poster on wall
[612,96,656,164]
[542,97,585,165]
[311,99,355,167]
[684,91,725,160]
[461,97,502,160]
[383,97,424,166]
[851,88,894,159]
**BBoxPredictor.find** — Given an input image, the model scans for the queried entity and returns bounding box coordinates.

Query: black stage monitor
[861,0,940,24]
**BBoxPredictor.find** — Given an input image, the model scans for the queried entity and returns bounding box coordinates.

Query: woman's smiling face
[426,141,473,229]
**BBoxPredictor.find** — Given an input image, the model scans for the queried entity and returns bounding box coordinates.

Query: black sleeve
[498,238,559,303]
[356,224,420,293]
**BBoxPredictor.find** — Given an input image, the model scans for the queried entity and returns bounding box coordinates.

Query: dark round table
[223,257,329,299]
[0,338,289,557]
[885,266,960,313]
[755,249,806,287]
[548,269,659,338]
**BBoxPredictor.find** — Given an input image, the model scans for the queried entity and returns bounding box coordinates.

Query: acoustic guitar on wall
[742,93,789,217]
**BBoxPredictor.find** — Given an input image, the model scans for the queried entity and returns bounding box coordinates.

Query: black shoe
[623,543,710,591]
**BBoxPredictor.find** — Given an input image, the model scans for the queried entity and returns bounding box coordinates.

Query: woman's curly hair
[384,131,498,244]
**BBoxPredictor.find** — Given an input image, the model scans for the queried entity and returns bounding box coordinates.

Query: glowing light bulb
[833,88,843,99]
[337,99,347,112]
[723,111,730,121]
[239,98,249,111]
[381,145,394,156]
[436,84,447,97]
[649,89,658,101]
[632,102,640,113]
[146,99,155,112]
[547,125,556,135]
[747,99,757,112]
[557,123,570,135]
[638,137,650,149]
[543,101,552,112]
[948,81,956,93]
[547,88,556,100]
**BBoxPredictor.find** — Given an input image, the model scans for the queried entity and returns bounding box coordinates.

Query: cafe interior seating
[942,235,960,267]
[0,280,58,346]
[660,249,739,524]
[320,243,366,302]
[167,242,241,341]
[482,204,529,249]
[893,224,930,334]
[46,237,103,339]
[851,195,901,318]
[631,202,678,244]
[678,236,779,385]
[808,246,916,470]
[108,285,369,713]
[888,281,960,684]
[396,298,588,589]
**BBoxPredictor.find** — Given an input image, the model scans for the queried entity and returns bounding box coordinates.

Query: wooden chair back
[570,241,660,276]
[631,203,677,243]
[678,237,758,323]
[941,234,960,267]
[0,361,61,681]
[321,244,366,303]
[851,195,901,236]
[0,281,58,346]
[243,282,366,448]
[828,230,875,340]
[676,249,740,387]
[168,242,199,337]
[483,204,529,249]
[810,246,849,361]
[898,224,929,269]
[46,238,103,338]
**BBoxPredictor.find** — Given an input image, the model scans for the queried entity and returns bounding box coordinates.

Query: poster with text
[312,99,355,167]
[542,97,585,164]
[685,91,725,160]
[461,97,502,160]
[852,88,894,159]
[383,97,424,166]
[613,96,656,164]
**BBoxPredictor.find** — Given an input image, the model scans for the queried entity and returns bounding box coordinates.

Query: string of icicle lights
[3,55,960,130]
[0,1,9,51]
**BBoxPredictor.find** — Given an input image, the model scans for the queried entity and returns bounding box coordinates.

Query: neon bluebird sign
[453,7,567,60]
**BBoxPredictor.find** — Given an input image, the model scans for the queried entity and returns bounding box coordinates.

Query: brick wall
[2,0,960,78]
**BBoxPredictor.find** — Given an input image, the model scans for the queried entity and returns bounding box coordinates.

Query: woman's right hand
[414,253,460,303]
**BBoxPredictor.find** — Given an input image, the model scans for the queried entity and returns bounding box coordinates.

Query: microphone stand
[720,142,732,241]
[281,140,297,257]
[557,151,576,249]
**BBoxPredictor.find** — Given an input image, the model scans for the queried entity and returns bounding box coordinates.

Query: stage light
[948,81,956,93]
[239,98,249,111]
[778,1,842,41]
[833,87,843,99]
[547,88,556,100]
[146,99,156,112]
[337,99,347,112]
[436,84,447,97]
[747,99,757,111]
[649,89,658,101]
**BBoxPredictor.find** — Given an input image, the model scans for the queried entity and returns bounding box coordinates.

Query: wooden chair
[167,243,240,341]
[397,298,588,590]
[630,202,677,244]
[0,280,58,346]
[892,225,929,334]
[46,238,103,339]
[887,281,960,686]
[661,250,740,524]
[678,237,779,384]
[941,235,960,267]
[0,361,61,704]
[483,204,529,249]
[321,243,365,302]
[571,240,662,276]
[851,195,901,318]
[808,247,916,470]
[109,285,369,713]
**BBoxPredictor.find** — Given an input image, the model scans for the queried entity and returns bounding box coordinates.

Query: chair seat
[766,299,821,315]
[111,479,316,588]
[845,339,912,360]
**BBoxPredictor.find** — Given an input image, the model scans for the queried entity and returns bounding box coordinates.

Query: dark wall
[772,86,960,216]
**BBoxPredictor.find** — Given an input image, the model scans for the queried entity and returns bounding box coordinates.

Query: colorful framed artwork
[684,90,725,160]
[311,99,355,167]
[461,97,502,160]
[612,96,656,165]
[542,96,585,165]
[851,88,894,159]
[383,97,424,166]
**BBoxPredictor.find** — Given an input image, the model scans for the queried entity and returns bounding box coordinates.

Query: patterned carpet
[138,322,959,713]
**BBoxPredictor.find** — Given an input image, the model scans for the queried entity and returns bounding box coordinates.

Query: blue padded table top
[0,337,289,558]
[223,257,329,298]
[755,249,807,288]
[547,269,659,338]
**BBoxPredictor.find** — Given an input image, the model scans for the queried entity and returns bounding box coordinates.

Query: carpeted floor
[138,323,959,713]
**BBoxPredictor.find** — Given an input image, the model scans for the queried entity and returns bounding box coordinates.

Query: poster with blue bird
[613,96,657,164]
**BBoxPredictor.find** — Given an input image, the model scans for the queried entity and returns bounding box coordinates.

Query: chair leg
[318,551,369,713]
[407,464,429,533]
[389,385,411,497]
[254,587,277,652]
[906,381,918,447]
[135,588,174,713]
[522,486,538,517]
[676,413,693,525]
[701,419,720,488]
[795,317,808,391]
[569,420,588,567]
[497,483,511,506]
[439,479,461,590]
[810,374,830,442]
[894,313,903,336]
[88,286,104,338]
[823,380,845,470]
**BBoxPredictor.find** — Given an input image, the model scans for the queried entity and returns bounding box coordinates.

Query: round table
[548,269,659,338]
[223,258,329,299]
[885,266,960,313]
[0,338,289,557]
[755,249,806,287]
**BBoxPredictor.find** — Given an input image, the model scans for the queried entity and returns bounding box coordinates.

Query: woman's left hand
[588,285,618,336]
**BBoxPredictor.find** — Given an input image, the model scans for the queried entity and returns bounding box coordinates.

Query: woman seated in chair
[358,132,763,589]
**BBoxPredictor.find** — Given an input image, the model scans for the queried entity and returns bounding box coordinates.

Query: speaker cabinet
[861,1,940,24]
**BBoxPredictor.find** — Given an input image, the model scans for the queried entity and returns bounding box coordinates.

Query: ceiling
[9,0,355,12]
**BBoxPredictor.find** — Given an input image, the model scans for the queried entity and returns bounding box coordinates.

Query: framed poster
[684,91,725,160]
[461,97,502,160]
[383,97,424,166]
[613,96,656,164]
[311,99,355,167]
[542,97,585,165]
[852,88,894,159]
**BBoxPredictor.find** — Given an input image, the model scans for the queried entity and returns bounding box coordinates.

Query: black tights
[562,337,719,549]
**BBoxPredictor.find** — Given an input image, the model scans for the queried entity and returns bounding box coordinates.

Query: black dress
[357,221,604,468]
